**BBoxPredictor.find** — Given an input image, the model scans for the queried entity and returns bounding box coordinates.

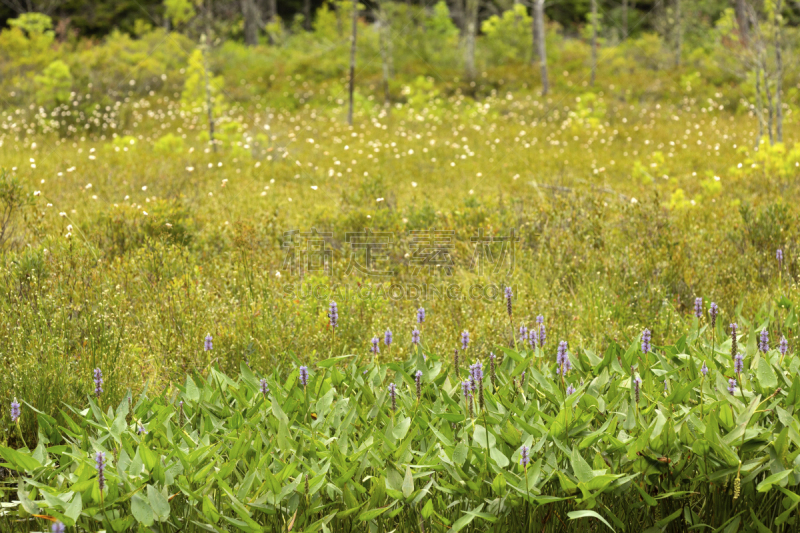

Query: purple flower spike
[461,331,470,350]
[519,445,530,467]
[780,336,788,356]
[371,336,380,354]
[415,370,423,400]
[505,287,512,317]
[260,378,269,396]
[557,341,571,375]
[461,380,470,399]
[759,329,769,353]
[328,301,339,329]
[299,366,309,388]
[633,375,642,403]
[777,249,784,264]
[137,422,147,435]
[566,384,576,395]
[734,353,744,374]
[536,316,546,346]
[701,361,709,377]
[10,398,20,423]
[95,452,106,491]
[204,334,213,351]
[51,522,66,533]
[416,307,425,324]
[641,329,652,354]
[709,303,718,328]
[93,368,103,398]
[519,325,528,343]
[728,378,737,395]
[388,383,397,411]
[384,328,393,347]
[694,298,703,319]
[730,323,739,357]
[411,328,421,345]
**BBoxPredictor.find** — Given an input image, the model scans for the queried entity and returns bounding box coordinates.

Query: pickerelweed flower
[461,380,470,400]
[633,375,642,403]
[260,378,269,396]
[138,422,147,435]
[556,341,570,375]
[95,452,106,491]
[730,323,739,358]
[728,378,737,395]
[536,315,546,346]
[416,307,425,323]
[505,286,512,317]
[371,336,380,354]
[489,352,497,389]
[519,445,530,468]
[734,353,744,374]
[415,370,422,400]
[51,522,65,533]
[461,330,470,350]
[388,383,397,412]
[328,301,338,328]
[759,329,769,353]
[701,361,709,377]
[519,325,528,343]
[520,371,526,387]
[777,248,784,265]
[663,380,668,391]
[694,297,703,318]
[566,384,576,395]
[299,366,309,388]
[529,327,538,349]
[780,336,788,356]
[641,329,652,354]
[709,302,719,328]
[204,334,213,351]
[384,328,392,347]
[10,398,20,423]
[93,368,103,398]
[412,328,421,345]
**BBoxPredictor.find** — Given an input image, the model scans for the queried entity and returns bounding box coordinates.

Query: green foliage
[34,60,73,107]
[7,12,54,36]
[181,48,227,116]
[481,4,533,64]
[164,0,196,27]
[3,330,800,532]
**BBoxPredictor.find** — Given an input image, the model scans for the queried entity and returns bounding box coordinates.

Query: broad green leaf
[567,510,615,532]
[131,491,154,526]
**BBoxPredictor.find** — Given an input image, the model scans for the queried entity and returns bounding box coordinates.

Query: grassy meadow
[1,3,800,531]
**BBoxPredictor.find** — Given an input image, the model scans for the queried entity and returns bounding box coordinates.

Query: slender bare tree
[533,0,549,95]
[622,0,628,38]
[464,0,479,81]
[774,0,783,142]
[674,0,681,67]
[348,0,358,125]
[735,0,749,44]
[590,0,597,86]
[241,0,261,46]
[304,0,312,30]
[376,3,391,105]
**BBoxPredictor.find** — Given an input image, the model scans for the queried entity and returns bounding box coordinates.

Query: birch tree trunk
[774,0,783,143]
[590,0,597,86]
[674,0,681,67]
[622,0,628,38]
[241,0,260,46]
[464,0,478,81]
[533,0,548,95]
[348,0,357,126]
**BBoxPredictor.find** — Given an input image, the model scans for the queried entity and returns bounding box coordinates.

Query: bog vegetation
[0,0,799,530]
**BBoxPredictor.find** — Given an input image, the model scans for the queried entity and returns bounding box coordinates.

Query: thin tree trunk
[674,0,681,67]
[622,0,628,38]
[534,0,548,95]
[304,0,311,30]
[774,0,783,143]
[201,34,216,153]
[453,0,465,32]
[590,0,597,86]
[241,0,260,46]
[763,58,774,146]
[735,0,748,45]
[378,8,391,106]
[754,61,764,148]
[348,0,357,126]
[464,0,478,81]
